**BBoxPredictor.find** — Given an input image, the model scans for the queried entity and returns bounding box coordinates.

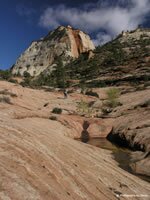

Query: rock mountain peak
[12,25,95,76]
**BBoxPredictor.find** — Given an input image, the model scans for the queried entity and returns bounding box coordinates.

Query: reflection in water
[78,138,150,183]
[86,138,117,150]
[81,121,90,143]
[81,130,89,143]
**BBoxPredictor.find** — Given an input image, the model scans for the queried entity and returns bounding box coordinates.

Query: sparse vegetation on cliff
[0,70,12,80]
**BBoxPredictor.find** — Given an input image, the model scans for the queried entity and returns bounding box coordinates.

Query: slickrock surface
[108,88,150,151]
[0,81,150,199]
[11,26,95,76]
[106,87,150,177]
[57,115,113,139]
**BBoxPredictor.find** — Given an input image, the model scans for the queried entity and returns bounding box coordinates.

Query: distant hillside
[33,28,150,88]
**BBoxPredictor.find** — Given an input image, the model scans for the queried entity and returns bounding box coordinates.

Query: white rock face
[119,28,150,43]
[79,31,95,52]
[12,26,95,76]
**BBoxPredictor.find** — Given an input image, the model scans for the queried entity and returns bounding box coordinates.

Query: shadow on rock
[81,121,90,143]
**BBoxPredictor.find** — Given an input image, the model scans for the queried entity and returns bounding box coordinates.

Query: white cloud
[93,33,112,46]
[39,0,150,45]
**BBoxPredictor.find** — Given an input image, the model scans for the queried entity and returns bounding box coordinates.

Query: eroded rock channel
[78,136,150,183]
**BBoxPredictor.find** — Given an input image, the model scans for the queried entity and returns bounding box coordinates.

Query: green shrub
[52,107,62,114]
[106,88,120,108]
[20,77,31,87]
[0,70,11,80]
[76,99,93,117]
[23,71,31,78]
[52,57,67,88]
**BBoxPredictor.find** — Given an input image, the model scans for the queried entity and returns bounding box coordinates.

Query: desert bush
[20,77,31,87]
[23,71,31,78]
[106,88,120,108]
[0,70,11,80]
[52,107,62,114]
[76,99,93,117]
[0,96,11,104]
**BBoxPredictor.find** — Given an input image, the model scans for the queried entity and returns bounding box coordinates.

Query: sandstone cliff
[11,26,95,76]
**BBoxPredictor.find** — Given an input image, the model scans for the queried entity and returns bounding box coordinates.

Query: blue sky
[0,0,150,70]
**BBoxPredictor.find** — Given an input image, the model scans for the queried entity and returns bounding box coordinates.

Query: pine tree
[55,57,66,88]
